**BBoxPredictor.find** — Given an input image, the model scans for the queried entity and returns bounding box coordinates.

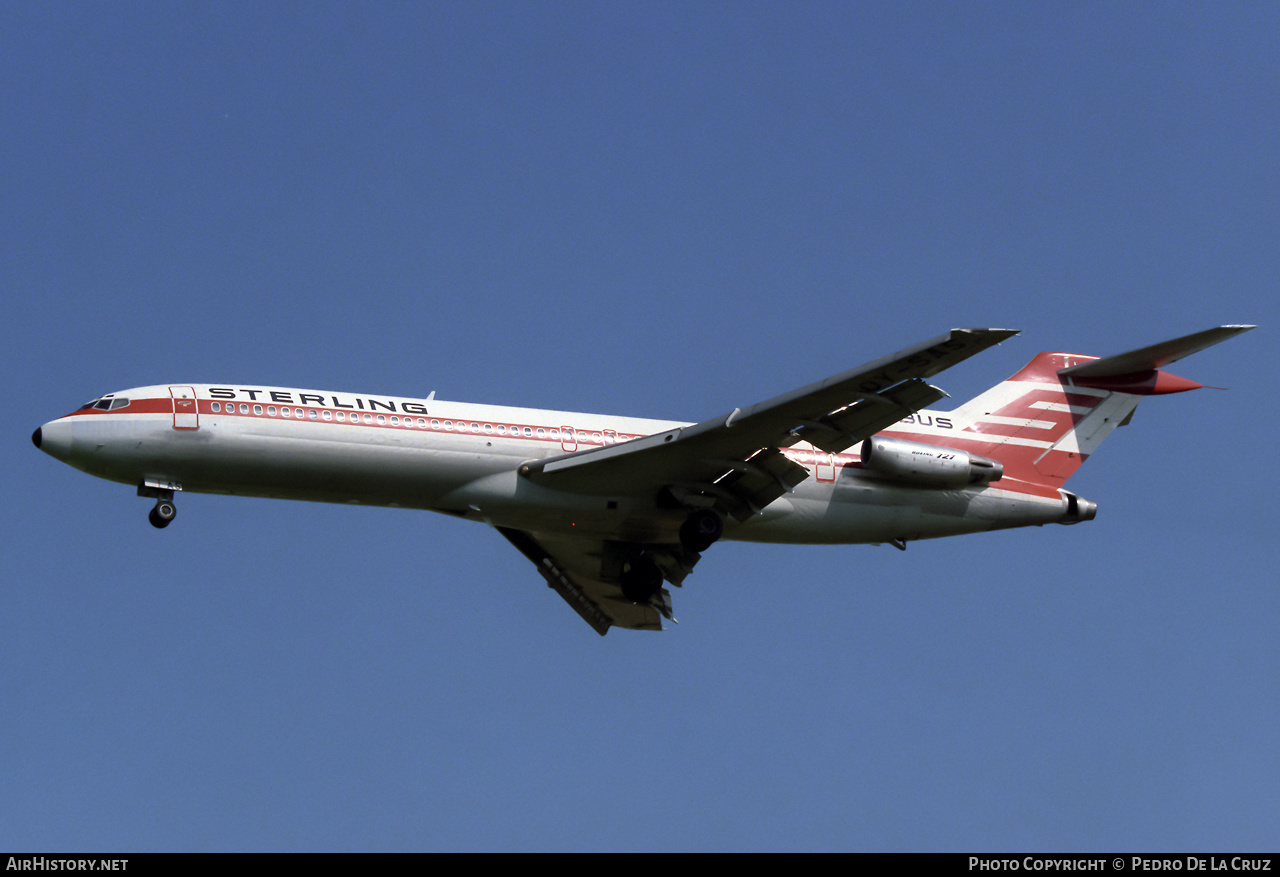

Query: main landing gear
[620,555,664,603]
[679,509,723,553]
[619,510,724,604]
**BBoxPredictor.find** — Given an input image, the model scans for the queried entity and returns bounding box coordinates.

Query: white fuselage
[36,383,1075,546]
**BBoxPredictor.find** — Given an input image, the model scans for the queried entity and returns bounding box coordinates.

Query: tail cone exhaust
[1062,491,1097,524]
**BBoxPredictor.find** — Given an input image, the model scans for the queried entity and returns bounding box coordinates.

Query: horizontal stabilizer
[1059,325,1255,378]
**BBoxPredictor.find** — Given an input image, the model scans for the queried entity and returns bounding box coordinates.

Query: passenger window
[267,406,277,416]
[211,402,221,412]
[240,403,249,414]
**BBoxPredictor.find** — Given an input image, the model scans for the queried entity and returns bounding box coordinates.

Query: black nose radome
[32,427,42,448]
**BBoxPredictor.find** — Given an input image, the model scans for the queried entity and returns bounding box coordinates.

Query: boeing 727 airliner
[32,326,1253,634]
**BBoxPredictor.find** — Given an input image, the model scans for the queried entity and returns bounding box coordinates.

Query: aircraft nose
[34,419,75,462]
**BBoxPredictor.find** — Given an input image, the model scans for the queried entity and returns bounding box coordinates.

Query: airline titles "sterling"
[207,388,429,415]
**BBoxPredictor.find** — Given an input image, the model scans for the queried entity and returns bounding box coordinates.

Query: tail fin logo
[888,351,1162,489]
[881,326,1253,493]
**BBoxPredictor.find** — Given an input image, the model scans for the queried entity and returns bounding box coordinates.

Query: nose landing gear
[148,500,177,529]
[137,480,181,530]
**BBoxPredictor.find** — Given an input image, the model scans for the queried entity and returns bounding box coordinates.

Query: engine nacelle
[860,436,1003,488]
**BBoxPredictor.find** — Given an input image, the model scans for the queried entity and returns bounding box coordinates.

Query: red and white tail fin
[886,325,1254,492]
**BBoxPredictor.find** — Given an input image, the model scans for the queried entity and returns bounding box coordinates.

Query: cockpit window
[79,396,130,411]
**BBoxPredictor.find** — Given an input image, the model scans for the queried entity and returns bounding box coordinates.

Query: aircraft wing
[497,527,681,635]
[520,328,1017,520]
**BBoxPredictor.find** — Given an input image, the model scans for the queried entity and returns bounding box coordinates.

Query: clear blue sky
[3,2,1276,852]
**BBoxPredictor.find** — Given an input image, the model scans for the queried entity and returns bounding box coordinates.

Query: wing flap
[790,378,948,454]
[496,527,674,635]
[719,327,1015,432]
[709,447,812,521]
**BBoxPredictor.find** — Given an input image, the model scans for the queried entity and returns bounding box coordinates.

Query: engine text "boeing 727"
[33,325,1253,634]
